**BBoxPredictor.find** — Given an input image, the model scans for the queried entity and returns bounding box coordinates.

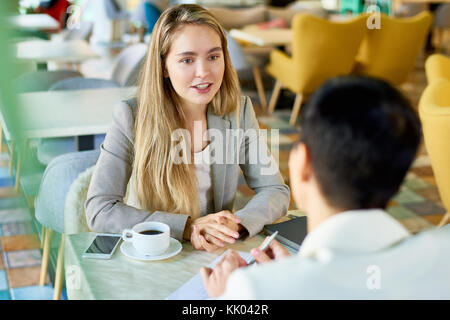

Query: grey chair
[61,43,148,88]
[34,149,100,300]
[110,43,147,86]
[48,77,120,91]
[13,70,83,93]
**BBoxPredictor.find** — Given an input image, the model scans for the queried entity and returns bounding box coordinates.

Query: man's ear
[290,142,312,182]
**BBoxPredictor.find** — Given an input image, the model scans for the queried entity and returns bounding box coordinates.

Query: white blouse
[125,145,214,216]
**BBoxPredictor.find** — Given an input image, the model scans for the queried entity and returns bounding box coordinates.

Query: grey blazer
[85,96,290,241]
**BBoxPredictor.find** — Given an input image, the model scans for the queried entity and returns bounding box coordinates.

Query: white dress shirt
[220,209,450,299]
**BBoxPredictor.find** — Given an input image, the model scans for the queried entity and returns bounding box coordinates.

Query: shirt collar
[298,209,411,258]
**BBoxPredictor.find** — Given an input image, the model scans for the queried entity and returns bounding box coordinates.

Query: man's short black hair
[299,76,422,210]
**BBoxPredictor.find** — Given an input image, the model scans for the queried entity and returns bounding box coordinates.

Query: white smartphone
[82,233,122,260]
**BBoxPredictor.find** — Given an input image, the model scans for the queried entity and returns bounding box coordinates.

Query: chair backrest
[290,13,367,94]
[110,43,148,86]
[34,150,100,234]
[63,21,94,41]
[13,70,83,93]
[64,165,96,235]
[419,78,450,212]
[49,77,120,91]
[355,11,433,85]
[425,54,450,84]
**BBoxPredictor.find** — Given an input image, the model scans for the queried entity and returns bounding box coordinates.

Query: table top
[65,232,266,300]
[0,87,136,141]
[230,26,293,47]
[9,14,60,32]
[13,39,99,63]
[229,15,354,47]
[65,213,303,300]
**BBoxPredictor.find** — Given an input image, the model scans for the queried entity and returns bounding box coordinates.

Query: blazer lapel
[207,106,231,212]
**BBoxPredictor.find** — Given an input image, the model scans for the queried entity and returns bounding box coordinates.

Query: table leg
[13,139,29,194]
[37,62,48,71]
[53,235,65,300]
[75,135,94,151]
[40,228,52,286]
[268,80,283,114]
[252,67,267,112]
[289,93,303,126]
[8,141,15,176]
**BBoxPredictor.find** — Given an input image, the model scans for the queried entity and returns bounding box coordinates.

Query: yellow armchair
[419,78,450,227]
[354,11,433,85]
[266,13,367,125]
[425,53,450,83]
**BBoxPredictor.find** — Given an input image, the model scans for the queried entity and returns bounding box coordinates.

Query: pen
[246,231,278,265]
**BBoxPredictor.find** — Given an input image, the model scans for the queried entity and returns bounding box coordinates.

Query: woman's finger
[218,211,241,224]
[199,234,219,252]
[210,222,240,239]
[204,233,225,247]
[204,225,237,244]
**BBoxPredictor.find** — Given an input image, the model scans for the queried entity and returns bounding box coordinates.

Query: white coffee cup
[122,222,170,256]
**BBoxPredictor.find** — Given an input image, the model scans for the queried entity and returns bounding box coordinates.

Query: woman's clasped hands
[188,210,242,252]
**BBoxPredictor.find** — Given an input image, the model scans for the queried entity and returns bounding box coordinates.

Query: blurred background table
[9,13,60,33]
[13,39,99,71]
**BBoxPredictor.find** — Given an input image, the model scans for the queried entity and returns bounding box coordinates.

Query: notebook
[263,216,308,251]
[166,250,253,300]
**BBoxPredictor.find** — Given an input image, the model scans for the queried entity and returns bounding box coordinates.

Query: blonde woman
[85,4,290,252]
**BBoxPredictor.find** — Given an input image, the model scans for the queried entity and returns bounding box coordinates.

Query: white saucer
[120,238,182,261]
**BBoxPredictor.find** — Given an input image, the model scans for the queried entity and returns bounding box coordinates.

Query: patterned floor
[0,149,67,300]
[0,47,447,299]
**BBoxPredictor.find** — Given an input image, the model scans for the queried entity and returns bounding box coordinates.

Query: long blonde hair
[132,4,241,217]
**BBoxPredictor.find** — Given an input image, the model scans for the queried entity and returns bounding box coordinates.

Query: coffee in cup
[122,221,170,256]
[139,230,163,235]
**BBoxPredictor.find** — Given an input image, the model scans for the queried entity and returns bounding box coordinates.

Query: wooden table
[9,13,60,32]
[229,14,356,48]
[13,39,100,70]
[230,26,293,47]
[0,87,136,191]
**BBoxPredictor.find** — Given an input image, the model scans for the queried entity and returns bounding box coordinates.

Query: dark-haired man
[201,76,450,299]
